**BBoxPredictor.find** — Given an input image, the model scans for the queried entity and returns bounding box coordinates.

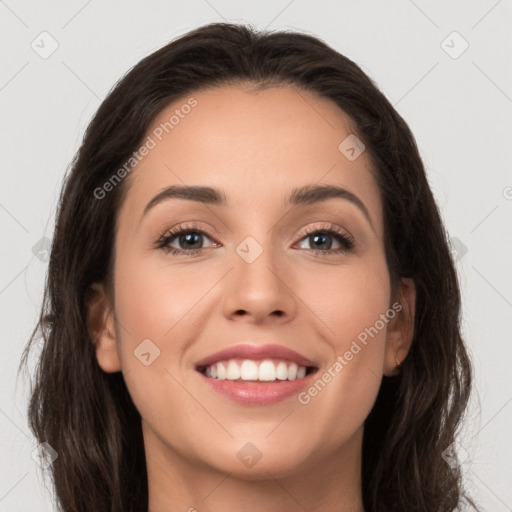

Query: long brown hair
[19,22,478,511]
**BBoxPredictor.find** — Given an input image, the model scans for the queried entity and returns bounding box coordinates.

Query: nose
[221,240,298,325]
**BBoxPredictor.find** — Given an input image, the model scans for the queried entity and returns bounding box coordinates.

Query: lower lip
[197,371,317,405]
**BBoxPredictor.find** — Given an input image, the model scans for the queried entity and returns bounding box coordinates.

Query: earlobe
[85,283,122,373]
[384,277,416,376]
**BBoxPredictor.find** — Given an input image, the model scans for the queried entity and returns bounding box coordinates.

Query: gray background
[1,1,511,510]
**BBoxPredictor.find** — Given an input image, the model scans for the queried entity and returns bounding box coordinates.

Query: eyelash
[155,222,355,257]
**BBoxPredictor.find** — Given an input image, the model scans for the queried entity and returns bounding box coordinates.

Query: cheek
[111,255,207,428]
[111,254,223,401]
[113,254,216,344]
[299,256,390,349]
[294,258,390,423]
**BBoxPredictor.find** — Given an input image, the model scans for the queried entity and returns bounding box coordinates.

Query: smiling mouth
[196,359,318,382]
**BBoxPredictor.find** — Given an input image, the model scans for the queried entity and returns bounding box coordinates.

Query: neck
[145,425,365,512]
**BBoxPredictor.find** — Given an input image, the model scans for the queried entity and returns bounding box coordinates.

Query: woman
[19,22,478,511]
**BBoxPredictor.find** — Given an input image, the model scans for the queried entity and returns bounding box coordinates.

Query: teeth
[276,361,288,380]
[217,362,226,380]
[288,362,298,380]
[203,359,310,382]
[226,360,241,380]
[240,360,259,380]
[258,360,276,381]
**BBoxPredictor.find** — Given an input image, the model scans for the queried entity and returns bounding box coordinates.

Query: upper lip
[195,343,317,369]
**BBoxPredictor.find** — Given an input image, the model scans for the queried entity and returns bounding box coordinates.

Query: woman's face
[92,85,414,483]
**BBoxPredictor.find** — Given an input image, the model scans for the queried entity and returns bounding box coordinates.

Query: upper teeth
[204,359,308,381]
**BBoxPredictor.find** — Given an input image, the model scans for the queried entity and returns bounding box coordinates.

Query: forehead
[119,84,382,233]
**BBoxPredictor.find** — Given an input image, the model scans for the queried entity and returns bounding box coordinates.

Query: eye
[155,222,355,257]
[156,223,218,255]
[296,224,354,254]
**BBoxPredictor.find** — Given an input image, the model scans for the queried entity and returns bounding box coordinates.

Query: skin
[87,85,416,512]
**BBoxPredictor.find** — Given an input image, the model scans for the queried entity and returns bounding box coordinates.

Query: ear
[85,283,122,373]
[383,277,416,376]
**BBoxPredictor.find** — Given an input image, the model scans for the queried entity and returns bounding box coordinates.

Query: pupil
[312,233,331,250]
[181,233,201,248]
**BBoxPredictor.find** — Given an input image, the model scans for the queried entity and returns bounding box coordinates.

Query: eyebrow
[142,183,373,229]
